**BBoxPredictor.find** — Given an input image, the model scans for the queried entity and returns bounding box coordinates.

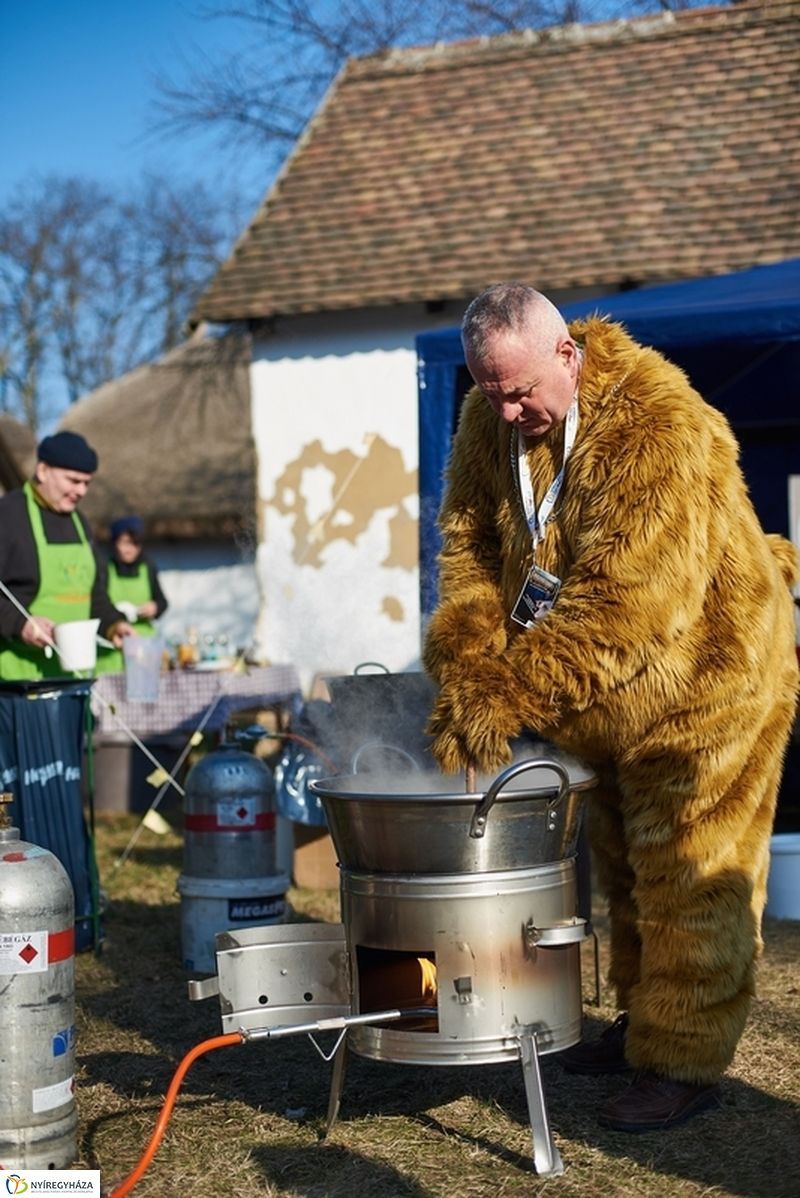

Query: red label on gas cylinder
[48,927,75,963]
[217,798,256,827]
[185,799,275,831]
[0,930,48,974]
[0,928,73,973]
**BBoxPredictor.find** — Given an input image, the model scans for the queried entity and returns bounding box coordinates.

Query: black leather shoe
[560,1013,630,1075]
[598,1071,721,1132]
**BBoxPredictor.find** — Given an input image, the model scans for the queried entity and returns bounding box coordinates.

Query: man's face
[36,463,93,512]
[114,532,142,564]
[466,330,580,438]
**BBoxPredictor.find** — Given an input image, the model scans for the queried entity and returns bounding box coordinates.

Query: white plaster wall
[148,540,260,654]
[250,305,460,691]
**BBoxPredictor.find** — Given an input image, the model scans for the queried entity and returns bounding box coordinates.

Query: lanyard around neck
[515,396,579,552]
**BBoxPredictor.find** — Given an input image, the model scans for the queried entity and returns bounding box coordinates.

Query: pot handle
[468,757,571,840]
[525,916,587,948]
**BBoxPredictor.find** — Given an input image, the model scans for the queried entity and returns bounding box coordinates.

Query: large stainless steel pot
[309,755,596,874]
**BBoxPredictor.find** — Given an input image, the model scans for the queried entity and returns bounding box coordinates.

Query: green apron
[96,559,156,674]
[0,482,96,680]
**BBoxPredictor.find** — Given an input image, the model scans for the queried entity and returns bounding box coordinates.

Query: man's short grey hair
[461,282,568,361]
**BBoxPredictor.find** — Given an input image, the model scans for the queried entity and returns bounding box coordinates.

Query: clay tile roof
[195,0,800,323]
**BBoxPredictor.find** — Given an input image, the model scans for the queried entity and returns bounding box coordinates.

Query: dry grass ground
[73,814,800,1198]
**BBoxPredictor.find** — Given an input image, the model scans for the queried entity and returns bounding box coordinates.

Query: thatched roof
[0,413,36,494]
[59,332,256,540]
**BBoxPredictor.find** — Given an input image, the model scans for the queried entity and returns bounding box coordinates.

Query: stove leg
[590,927,602,1007]
[323,1032,349,1138]
[518,1031,564,1177]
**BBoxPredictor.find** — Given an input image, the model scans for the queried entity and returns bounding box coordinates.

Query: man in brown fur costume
[423,282,798,1132]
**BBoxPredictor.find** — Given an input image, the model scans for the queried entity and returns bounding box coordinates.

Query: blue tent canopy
[561,257,800,345]
[416,258,800,614]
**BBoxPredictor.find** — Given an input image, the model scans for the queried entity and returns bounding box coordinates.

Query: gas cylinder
[0,793,77,1169]
[181,742,280,879]
[177,745,288,974]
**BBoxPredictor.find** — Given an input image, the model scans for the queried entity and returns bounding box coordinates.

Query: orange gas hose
[106,1031,244,1197]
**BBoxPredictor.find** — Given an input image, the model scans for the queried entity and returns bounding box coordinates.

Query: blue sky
[1,0,269,206]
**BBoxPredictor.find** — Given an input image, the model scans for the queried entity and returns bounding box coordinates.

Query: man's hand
[427,689,472,774]
[21,615,56,648]
[428,658,524,774]
[137,600,158,619]
[107,621,135,648]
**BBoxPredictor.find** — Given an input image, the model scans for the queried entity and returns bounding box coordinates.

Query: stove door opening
[356,946,439,1032]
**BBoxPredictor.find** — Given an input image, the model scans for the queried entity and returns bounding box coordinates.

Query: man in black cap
[0,430,134,679]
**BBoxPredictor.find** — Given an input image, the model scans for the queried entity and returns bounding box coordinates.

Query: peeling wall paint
[381,596,405,622]
[270,434,418,569]
[382,503,418,571]
[248,306,468,690]
[248,309,454,690]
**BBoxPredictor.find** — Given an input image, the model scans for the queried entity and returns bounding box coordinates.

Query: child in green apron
[96,515,168,674]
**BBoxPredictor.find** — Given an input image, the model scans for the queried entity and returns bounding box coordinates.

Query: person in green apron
[96,515,168,674]
[0,431,134,680]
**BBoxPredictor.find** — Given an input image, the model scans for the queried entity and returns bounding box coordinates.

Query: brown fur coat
[424,317,799,1082]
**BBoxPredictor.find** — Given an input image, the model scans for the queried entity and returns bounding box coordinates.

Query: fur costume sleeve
[423,394,522,770]
[422,392,510,682]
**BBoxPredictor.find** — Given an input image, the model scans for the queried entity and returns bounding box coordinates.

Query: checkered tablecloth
[91,663,302,738]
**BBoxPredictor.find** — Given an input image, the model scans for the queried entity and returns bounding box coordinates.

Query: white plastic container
[765,833,800,920]
[176,872,289,974]
[54,619,100,672]
[123,635,164,701]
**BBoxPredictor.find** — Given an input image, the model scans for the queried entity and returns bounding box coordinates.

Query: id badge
[511,564,562,627]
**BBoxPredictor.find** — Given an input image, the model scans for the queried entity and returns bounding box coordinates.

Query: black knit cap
[37,431,98,474]
[111,515,144,541]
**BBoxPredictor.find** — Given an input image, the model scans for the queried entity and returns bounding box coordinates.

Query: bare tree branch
[0,174,243,431]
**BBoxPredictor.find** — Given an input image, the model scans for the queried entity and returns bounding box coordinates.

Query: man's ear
[557,336,578,366]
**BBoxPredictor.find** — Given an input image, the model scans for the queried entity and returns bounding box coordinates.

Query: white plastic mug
[54,618,100,672]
